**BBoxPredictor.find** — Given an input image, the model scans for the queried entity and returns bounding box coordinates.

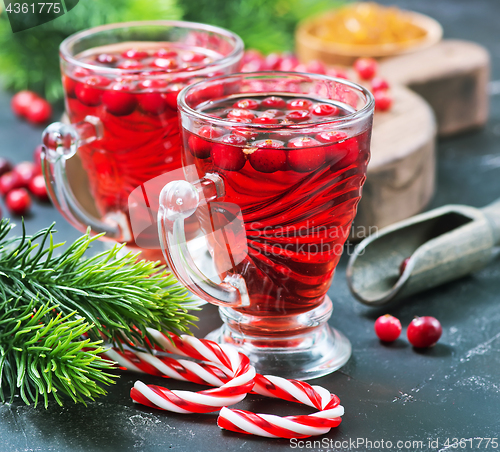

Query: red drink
[183,94,370,317]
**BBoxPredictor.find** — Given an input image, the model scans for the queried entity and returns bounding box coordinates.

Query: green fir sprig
[0,219,198,406]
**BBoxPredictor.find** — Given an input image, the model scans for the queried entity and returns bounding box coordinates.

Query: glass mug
[158,72,374,379]
[41,21,243,261]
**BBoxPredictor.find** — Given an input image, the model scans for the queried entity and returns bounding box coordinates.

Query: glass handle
[41,117,128,240]
[158,174,250,308]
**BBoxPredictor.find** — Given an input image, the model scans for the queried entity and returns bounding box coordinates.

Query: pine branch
[0,219,198,351]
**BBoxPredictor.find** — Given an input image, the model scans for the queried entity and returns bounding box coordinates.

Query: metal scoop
[346,199,500,306]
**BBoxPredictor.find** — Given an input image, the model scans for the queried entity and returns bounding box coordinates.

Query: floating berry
[117,60,144,70]
[264,53,282,70]
[155,48,178,58]
[0,172,23,196]
[316,132,359,166]
[407,316,442,348]
[150,58,178,70]
[96,53,118,65]
[5,188,31,215]
[122,49,149,60]
[11,90,38,117]
[138,93,168,115]
[261,96,286,109]
[233,99,260,110]
[227,109,255,121]
[286,110,311,122]
[0,158,13,177]
[374,315,402,342]
[25,97,52,125]
[75,76,110,106]
[260,109,284,119]
[182,51,206,63]
[312,103,339,116]
[28,174,49,201]
[233,127,258,140]
[287,99,313,110]
[354,58,378,80]
[371,77,389,92]
[248,140,287,173]
[253,116,279,125]
[102,83,137,116]
[287,137,325,172]
[374,90,393,112]
[188,126,223,159]
[211,143,246,171]
[14,161,38,186]
[164,84,186,110]
[138,79,168,91]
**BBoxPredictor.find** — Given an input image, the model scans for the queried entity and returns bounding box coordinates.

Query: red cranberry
[122,49,149,60]
[261,109,284,118]
[150,58,178,70]
[164,84,185,110]
[0,158,13,177]
[316,132,359,166]
[102,83,137,116]
[25,98,52,124]
[11,91,39,117]
[374,315,402,342]
[249,140,287,173]
[261,96,286,109]
[253,116,279,125]
[5,188,31,215]
[306,60,327,75]
[138,93,169,115]
[371,77,389,91]
[182,51,206,63]
[0,172,23,195]
[278,54,299,71]
[374,90,393,112]
[28,174,49,201]
[219,134,247,146]
[211,142,246,171]
[75,76,110,106]
[117,60,144,70]
[226,109,255,121]
[63,76,77,98]
[286,110,311,122]
[407,316,442,348]
[312,103,339,116]
[14,161,37,186]
[287,137,325,172]
[96,53,118,65]
[354,58,378,80]
[287,99,313,110]
[188,126,223,159]
[155,48,178,58]
[233,127,258,140]
[138,79,168,91]
[233,99,260,110]
[400,257,411,275]
[264,53,282,70]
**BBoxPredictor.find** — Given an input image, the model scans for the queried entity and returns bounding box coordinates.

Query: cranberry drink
[184,94,371,317]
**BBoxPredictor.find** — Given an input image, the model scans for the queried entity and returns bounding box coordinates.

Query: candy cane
[107,329,344,438]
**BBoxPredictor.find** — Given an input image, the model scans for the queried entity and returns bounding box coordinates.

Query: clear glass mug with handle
[157,72,374,379]
[41,21,243,261]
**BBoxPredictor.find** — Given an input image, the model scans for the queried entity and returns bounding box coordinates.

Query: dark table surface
[1,1,500,451]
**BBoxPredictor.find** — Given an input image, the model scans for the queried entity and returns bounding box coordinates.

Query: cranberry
[117,60,144,70]
[287,137,325,172]
[0,172,23,195]
[75,76,110,106]
[63,76,78,98]
[182,51,206,63]
[138,93,169,115]
[306,60,327,75]
[316,132,358,166]
[226,109,255,121]
[138,79,168,91]
[261,109,284,118]
[253,116,279,125]
[211,142,246,171]
[286,110,311,122]
[261,96,286,109]
[188,126,223,159]
[28,174,49,201]
[11,91,39,117]
[407,316,442,348]
[164,84,185,110]
[287,99,313,110]
[25,97,52,124]
[14,161,37,186]
[233,99,260,110]
[371,77,389,92]
[264,53,282,70]
[233,127,258,140]
[5,188,31,215]
[400,257,411,275]
[374,315,402,342]
[122,49,149,60]
[102,83,137,116]
[354,58,378,80]
[278,54,299,71]
[249,140,287,173]
[0,158,13,177]
[150,58,178,70]
[155,48,178,58]
[312,103,339,117]
[96,53,118,65]
[374,90,393,112]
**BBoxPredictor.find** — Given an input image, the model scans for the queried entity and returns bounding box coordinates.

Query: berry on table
[5,188,31,215]
[14,161,38,186]
[374,314,402,342]
[354,58,378,80]
[371,77,390,92]
[25,97,52,124]
[0,157,13,177]
[11,90,38,117]
[374,90,393,112]
[407,316,442,348]
[0,172,23,196]
[28,174,49,201]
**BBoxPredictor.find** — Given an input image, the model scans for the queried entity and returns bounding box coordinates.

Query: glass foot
[206,296,351,380]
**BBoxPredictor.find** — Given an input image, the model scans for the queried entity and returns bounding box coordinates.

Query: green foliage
[0,219,198,406]
[0,0,182,101]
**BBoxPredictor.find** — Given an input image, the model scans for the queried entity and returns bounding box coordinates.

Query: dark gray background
[1,0,500,450]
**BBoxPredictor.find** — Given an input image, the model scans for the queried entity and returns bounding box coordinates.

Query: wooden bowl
[296,9,443,66]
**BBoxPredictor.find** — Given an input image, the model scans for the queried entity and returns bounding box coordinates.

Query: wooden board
[351,85,436,239]
[378,40,489,136]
